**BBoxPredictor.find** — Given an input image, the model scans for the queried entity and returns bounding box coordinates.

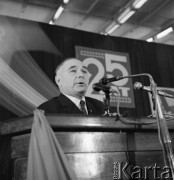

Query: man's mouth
[76,82,86,85]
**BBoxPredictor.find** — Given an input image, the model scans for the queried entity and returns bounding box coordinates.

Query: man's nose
[77,70,85,77]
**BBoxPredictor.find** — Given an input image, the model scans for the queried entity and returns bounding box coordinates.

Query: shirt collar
[63,93,86,108]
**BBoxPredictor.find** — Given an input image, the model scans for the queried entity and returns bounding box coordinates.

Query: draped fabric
[27,110,77,180]
[0,58,48,115]
[0,16,60,119]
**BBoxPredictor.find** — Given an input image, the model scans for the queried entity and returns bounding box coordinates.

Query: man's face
[55,59,89,98]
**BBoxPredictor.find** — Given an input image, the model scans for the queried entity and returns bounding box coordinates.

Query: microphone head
[92,83,111,92]
[92,83,102,91]
[99,77,107,85]
[134,82,143,90]
[99,76,125,85]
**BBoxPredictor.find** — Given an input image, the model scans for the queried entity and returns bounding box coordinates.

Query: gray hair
[55,57,78,74]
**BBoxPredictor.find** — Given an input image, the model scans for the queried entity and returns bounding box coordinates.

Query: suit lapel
[58,94,83,114]
[86,99,97,115]
[58,94,98,115]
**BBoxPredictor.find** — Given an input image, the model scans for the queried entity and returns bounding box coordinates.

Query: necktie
[80,100,88,115]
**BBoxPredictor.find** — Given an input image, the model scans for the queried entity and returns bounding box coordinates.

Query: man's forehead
[63,59,87,70]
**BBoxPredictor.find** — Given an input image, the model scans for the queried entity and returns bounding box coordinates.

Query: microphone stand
[102,86,112,116]
[150,78,174,179]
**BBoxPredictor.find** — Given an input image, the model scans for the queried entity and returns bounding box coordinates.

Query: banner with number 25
[76,46,135,108]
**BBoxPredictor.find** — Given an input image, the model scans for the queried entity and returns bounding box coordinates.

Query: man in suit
[38,58,105,115]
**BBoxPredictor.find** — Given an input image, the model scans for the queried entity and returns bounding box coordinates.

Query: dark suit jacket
[37,93,105,115]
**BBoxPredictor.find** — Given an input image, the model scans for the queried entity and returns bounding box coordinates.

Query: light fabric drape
[0,16,60,117]
[27,110,77,180]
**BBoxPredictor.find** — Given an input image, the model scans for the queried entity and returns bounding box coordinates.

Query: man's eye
[70,70,76,73]
[82,70,87,74]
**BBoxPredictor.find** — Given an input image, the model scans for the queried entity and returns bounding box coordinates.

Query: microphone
[134,82,151,93]
[92,83,111,93]
[134,82,174,98]
[100,73,154,85]
[100,76,125,85]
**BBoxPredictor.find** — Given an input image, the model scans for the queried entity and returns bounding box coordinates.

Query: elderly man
[38,58,105,115]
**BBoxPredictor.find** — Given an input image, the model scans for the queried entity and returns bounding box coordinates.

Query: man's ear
[55,74,61,86]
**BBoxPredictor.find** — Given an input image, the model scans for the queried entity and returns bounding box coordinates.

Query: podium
[1,115,174,180]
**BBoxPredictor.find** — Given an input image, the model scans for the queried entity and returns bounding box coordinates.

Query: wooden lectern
[1,115,174,180]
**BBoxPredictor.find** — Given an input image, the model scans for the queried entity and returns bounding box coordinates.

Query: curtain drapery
[27,110,77,180]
